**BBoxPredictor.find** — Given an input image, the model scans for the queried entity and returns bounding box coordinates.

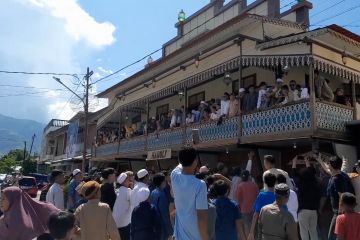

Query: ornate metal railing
[316,101,353,132]
[119,136,147,153]
[94,101,354,157]
[147,128,184,151]
[242,101,312,136]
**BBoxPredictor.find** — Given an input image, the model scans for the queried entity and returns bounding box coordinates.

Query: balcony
[93,100,355,159]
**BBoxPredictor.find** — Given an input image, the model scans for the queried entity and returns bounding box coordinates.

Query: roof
[257,24,360,50]
[97,14,305,98]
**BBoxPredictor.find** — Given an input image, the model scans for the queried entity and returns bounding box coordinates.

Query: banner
[66,120,79,158]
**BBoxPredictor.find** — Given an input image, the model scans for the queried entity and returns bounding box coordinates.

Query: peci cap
[137,187,150,203]
[72,169,81,176]
[137,169,149,179]
[276,78,284,83]
[117,173,128,185]
[275,183,290,197]
[239,88,246,93]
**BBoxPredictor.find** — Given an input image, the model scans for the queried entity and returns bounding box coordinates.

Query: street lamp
[178,90,184,101]
[178,9,185,23]
[223,72,232,86]
[53,68,93,173]
[342,51,348,65]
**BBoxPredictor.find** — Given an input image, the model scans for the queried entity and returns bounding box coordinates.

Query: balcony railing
[94,100,354,158]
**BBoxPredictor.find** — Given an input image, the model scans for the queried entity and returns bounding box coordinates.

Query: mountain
[0,114,44,155]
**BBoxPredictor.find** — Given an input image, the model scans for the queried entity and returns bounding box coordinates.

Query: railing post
[117,111,122,154]
[236,37,244,142]
[352,80,357,120]
[145,101,150,152]
[183,87,188,147]
[309,60,317,133]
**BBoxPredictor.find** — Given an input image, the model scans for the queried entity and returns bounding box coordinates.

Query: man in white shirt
[277,174,299,222]
[220,92,230,117]
[113,172,132,240]
[262,155,295,190]
[130,169,149,213]
[46,170,65,210]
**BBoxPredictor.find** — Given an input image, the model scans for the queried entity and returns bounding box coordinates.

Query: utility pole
[82,67,90,173]
[28,134,36,160]
[23,141,27,161]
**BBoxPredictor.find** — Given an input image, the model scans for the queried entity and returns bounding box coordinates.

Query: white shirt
[257,89,267,109]
[287,190,299,222]
[220,100,230,116]
[46,183,65,210]
[130,181,148,213]
[113,186,132,228]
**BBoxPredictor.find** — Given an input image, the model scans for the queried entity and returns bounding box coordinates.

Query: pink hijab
[0,186,59,240]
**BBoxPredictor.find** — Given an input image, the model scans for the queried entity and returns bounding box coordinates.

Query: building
[78,0,360,176]
[38,109,105,174]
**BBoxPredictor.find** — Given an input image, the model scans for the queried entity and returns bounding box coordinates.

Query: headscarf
[0,186,59,240]
[82,181,100,200]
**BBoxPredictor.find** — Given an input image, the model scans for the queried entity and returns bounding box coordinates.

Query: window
[232,74,257,93]
[156,104,169,117]
[188,91,205,110]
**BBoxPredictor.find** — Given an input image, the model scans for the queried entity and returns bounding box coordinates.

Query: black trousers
[118,224,131,240]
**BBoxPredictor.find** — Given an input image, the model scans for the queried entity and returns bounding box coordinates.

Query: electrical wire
[312,4,360,26]
[310,0,346,18]
[0,70,84,77]
[0,84,65,91]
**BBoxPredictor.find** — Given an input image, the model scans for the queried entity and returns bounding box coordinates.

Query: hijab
[0,186,59,240]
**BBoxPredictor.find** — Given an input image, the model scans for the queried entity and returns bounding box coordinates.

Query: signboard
[66,120,79,158]
[147,149,172,161]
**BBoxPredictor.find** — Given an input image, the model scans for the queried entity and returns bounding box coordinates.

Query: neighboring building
[38,109,106,174]
[56,0,360,175]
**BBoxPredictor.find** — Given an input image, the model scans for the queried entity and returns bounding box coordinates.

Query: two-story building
[92,0,359,176]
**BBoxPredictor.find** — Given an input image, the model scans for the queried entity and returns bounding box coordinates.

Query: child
[48,211,76,240]
[131,187,162,240]
[212,180,246,240]
[335,192,360,240]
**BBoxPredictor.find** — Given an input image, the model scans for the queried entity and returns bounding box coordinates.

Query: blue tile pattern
[186,117,239,144]
[316,102,353,132]
[119,136,146,153]
[147,128,184,150]
[95,143,118,157]
[242,102,311,136]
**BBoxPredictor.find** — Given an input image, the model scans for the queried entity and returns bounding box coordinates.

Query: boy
[48,211,76,240]
[131,187,162,240]
[212,180,246,240]
[46,170,66,210]
[335,192,360,240]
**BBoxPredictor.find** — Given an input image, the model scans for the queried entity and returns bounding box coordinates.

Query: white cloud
[0,0,115,122]
[27,0,116,48]
[97,66,113,75]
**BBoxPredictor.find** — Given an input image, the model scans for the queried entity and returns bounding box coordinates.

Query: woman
[0,186,59,240]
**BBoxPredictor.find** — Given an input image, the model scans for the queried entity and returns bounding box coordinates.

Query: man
[335,192,360,240]
[325,156,355,240]
[243,85,258,112]
[262,155,295,190]
[258,184,298,240]
[228,93,240,118]
[314,70,334,101]
[289,80,300,102]
[130,168,149,213]
[277,174,299,222]
[171,148,208,240]
[248,173,276,240]
[68,169,83,210]
[48,211,76,240]
[220,92,230,117]
[100,168,116,211]
[46,170,65,210]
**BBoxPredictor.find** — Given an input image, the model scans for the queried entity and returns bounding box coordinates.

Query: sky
[0,0,359,124]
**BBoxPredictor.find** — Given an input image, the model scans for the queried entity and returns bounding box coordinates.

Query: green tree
[22,160,37,175]
[0,156,19,174]
[7,149,27,161]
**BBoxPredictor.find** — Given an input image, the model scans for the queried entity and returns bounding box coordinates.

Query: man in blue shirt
[68,169,82,210]
[150,173,173,240]
[171,148,208,240]
[248,172,276,240]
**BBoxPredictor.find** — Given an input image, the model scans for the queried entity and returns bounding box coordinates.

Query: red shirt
[236,181,259,214]
[335,212,360,240]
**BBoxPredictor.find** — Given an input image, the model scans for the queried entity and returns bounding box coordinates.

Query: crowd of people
[1,148,360,240]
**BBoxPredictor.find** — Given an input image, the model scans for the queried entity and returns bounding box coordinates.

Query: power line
[313,4,360,25]
[0,84,65,91]
[310,0,346,18]
[0,70,84,77]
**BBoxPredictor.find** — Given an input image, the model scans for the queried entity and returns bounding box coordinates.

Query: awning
[50,154,91,164]
[111,54,360,114]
